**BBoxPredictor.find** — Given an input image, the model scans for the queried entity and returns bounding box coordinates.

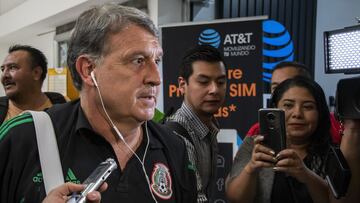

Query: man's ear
[76,55,95,87]
[178,76,187,96]
[32,66,43,81]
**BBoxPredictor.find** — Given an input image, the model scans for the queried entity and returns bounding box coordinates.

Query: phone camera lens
[267,112,276,121]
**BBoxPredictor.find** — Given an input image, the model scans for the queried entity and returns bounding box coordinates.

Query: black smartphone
[325,146,351,199]
[258,108,287,153]
[68,158,117,203]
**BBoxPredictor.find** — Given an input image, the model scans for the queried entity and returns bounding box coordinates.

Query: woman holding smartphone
[226,77,331,203]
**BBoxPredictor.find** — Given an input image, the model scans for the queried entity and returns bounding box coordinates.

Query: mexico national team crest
[151,163,173,199]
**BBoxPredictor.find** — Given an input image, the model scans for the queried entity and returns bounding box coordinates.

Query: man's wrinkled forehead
[103,24,160,56]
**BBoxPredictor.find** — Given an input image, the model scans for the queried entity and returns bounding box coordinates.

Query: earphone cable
[94,77,158,203]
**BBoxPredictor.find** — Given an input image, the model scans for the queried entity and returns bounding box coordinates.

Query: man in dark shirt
[0,3,196,203]
[0,45,66,125]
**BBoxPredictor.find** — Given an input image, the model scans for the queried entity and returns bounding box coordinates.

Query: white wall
[0,0,24,14]
[315,0,360,104]
[0,0,123,97]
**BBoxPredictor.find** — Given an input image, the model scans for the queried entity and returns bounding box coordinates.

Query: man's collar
[75,106,93,132]
[181,102,219,139]
[143,122,163,149]
[74,109,162,149]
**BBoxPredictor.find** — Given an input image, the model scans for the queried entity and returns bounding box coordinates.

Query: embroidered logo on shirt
[187,162,196,171]
[151,163,173,199]
[65,168,80,184]
[32,168,80,184]
[32,172,43,183]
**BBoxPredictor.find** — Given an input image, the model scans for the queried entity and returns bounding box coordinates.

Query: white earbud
[90,71,99,87]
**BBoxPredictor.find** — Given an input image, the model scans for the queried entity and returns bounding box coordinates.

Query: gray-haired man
[0,3,196,203]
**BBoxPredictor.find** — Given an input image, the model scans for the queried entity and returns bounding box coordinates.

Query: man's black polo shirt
[0,100,196,203]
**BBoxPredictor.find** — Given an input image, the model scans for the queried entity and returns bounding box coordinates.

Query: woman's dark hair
[270,76,331,158]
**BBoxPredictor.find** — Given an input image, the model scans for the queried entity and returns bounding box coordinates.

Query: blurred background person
[0,45,66,125]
